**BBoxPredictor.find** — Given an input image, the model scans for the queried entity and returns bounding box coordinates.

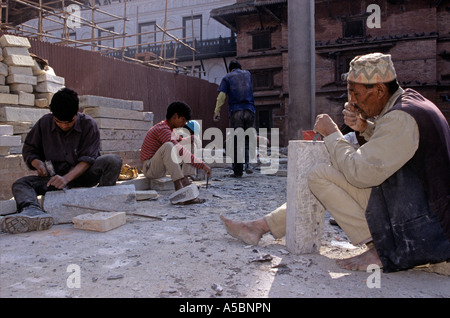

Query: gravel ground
[1,165,449,299]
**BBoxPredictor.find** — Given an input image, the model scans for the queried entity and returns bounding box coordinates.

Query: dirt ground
[0,164,449,299]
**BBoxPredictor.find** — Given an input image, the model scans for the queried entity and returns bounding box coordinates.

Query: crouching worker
[140,101,212,205]
[1,88,122,234]
[221,53,450,273]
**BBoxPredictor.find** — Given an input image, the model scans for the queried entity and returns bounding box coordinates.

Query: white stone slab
[0,62,7,76]
[43,184,137,224]
[72,212,126,232]
[286,140,331,254]
[36,73,65,85]
[0,125,14,135]
[0,35,31,48]
[80,95,135,110]
[0,106,49,122]
[34,81,64,93]
[9,83,33,93]
[0,135,21,146]
[2,46,30,57]
[83,106,145,121]
[0,93,18,105]
[3,55,34,67]
[18,91,35,106]
[7,74,37,85]
[8,66,33,76]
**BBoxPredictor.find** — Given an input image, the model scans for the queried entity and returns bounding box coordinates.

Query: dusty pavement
[0,163,449,299]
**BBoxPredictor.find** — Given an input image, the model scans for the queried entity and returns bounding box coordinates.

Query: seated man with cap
[221,52,450,272]
[140,101,211,205]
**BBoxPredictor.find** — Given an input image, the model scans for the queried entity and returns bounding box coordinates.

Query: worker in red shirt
[140,101,211,205]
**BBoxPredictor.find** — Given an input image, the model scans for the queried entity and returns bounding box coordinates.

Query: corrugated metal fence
[25,37,225,133]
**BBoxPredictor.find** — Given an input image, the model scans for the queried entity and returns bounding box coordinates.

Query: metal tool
[312,132,320,142]
[45,160,67,191]
[44,160,56,176]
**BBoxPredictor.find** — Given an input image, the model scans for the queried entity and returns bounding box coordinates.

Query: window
[98,27,114,51]
[252,70,273,90]
[343,19,365,38]
[252,32,271,51]
[138,22,156,52]
[183,15,202,41]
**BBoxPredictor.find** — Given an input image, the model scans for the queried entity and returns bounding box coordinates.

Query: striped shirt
[140,120,204,169]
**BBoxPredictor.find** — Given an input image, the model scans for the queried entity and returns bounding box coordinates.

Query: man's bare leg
[220,214,270,246]
[336,243,383,271]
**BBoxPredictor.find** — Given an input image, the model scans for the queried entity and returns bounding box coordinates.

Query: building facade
[19,0,237,84]
[212,0,450,147]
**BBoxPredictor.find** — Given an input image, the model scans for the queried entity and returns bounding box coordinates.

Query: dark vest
[388,89,450,240]
[365,89,450,272]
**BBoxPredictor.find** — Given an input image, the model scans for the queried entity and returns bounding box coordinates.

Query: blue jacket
[218,69,255,116]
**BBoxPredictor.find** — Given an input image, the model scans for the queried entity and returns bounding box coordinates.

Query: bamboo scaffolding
[3,0,199,74]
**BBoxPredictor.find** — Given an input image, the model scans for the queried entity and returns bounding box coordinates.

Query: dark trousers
[230,109,255,176]
[12,154,122,212]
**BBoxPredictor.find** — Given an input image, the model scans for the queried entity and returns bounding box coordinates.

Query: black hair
[50,88,79,121]
[229,60,241,71]
[166,101,192,121]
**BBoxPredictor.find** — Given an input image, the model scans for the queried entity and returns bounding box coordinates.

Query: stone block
[0,35,31,48]
[3,55,34,67]
[100,139,142,152]
[286,140,331,254]
[0,93,18,105]
[79,95,134,110]
[143,112,154,122]
[35,98,49,108]
[8,66,33,76]
[9,83,33,93]
[84,106,145,121]
[0,106,49,122]
[72,212,126,232]
[2,46,29,57]
[0,135,21,147]
[0,75,4,85]
[131,100,144,111]
[0,125,14,135]
[18,91,35,106]
[116,175,151,190]
[36,73,65,85]
[0,147,10,155]
[95,118,150,130]
[0,85,9,94]
[150,176,174,191]
[0,62,7,76]
[0,198,17,215]
[43,184,137,224]
[34,81,64,93]
[7,74,37,85]
[136,190,158,201]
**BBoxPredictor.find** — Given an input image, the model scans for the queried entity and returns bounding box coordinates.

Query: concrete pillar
[288,0,316,140]
[286,140,330,254]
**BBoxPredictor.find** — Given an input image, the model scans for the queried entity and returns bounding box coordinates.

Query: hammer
[45,160,68,191]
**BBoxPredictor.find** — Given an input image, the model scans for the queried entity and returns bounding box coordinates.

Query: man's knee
[308,163,331,191]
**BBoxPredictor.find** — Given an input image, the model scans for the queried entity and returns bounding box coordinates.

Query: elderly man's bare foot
[220,214,270,246]
[336,245,383,271]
